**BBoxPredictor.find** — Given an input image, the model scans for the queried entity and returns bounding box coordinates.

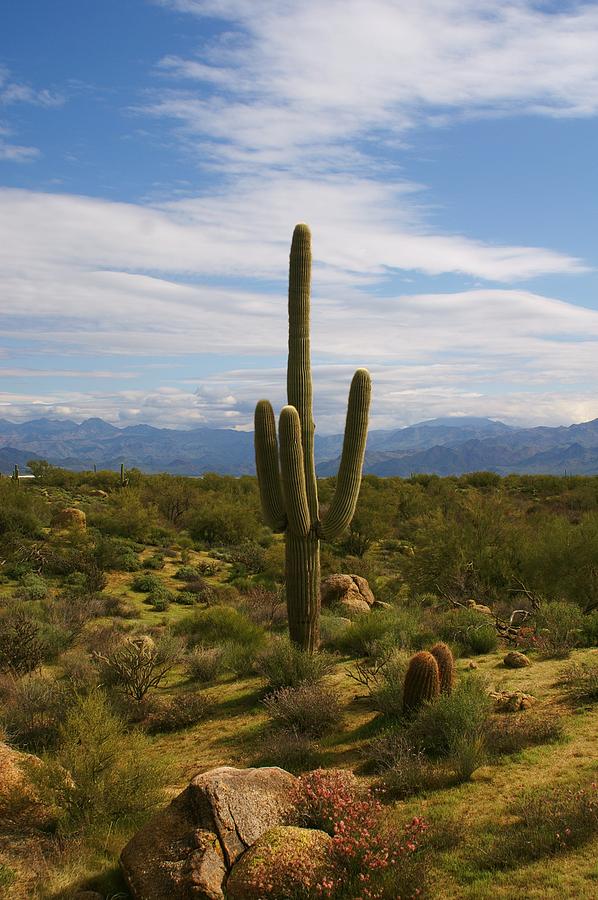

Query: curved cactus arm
[320,368,371,542]
[254,399,287,532]
[279,405,311,537]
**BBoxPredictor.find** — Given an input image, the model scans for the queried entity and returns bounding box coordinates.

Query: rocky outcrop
[226,826,332,899]
[321,574,375,616]
[120,766,296,900]
[490,690,536,712]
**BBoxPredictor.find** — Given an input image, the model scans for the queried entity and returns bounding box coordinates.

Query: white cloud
[150,0,598,169]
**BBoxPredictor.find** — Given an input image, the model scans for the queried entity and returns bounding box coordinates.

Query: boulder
[503,651,531,669]
[472,604,492,615]
[120,766,296,900]
[490,690,536,712]
[372,600,393,611]
[50,507,86,530]
[321,574,375,616]
[226,826,332,900]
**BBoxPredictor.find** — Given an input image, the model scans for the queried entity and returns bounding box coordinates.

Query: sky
[1,0,598,433]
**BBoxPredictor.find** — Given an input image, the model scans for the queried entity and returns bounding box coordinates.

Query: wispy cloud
[0,66,64,163]
[150,1,598,171]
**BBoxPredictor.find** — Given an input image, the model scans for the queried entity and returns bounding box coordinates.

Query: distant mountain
[2,415,598,476]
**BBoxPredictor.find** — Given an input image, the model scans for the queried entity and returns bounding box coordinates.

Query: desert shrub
[141,691,211,733]
[93,535,141,572]
[438,608,497,655]
[256,729,324,774]
[227,540,267,575]
[174,590,199,606]
[29,689,168,834]
[408,673,491,760]
[369,650,411,718]
[147,589,172,611]
[257,638,335,690]
[59,648,99,692]
[144,553,165,570]
[535,600,584,658]
[16,572,49,601]
[130,573,164,593]
[485,711,566,755]
[486,782,598,868]
[263,682,342,737]
[558,659,598,702]
[319,614,351,648]
[239,585,286,628]
[335,608,423,657]
[367,728,442,798]
[185,646,226,682]
[103,594,140,618]
[174,604,265,652]
[581,610,598,647]
[93,634,181,702]
[290,769,428,899]
[174,564,201,581]
[1,674,68,751]
[221,640,259,677]
[0,612,44,675]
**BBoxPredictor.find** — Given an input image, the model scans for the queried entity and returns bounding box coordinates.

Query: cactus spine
[403,651,441,715]
[254,224,371,650]
[429,642,456,695]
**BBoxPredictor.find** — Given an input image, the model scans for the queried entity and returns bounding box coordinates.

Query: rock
[50,507,86,530]
[321,574,375,616]
[467,660,479,670]
[503,651,531,669]
[372,600,393,610]
[472,604,492,615]
[490,690,536,712]
[89,489,108,498]
[120,766,296,900]
[0,742,48,827]
[226,826,332,900]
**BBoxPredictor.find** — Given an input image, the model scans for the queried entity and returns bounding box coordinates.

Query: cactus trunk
[286,530,320,650]
[254,224,371,650]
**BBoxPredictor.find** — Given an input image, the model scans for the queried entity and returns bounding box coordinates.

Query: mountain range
[2,414,598,477]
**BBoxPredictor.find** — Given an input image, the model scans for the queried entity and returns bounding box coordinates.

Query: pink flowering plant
[290,769,428,900]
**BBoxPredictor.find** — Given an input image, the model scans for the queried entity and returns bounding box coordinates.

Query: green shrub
[141,691,211,733]
[174,590,199,606]
[130,573,164,593]
[367,728,442,798]
[263,682,342,737]
[29,690,168,834]
[369,650,411,718]
[174,604,265,651]
[558,659,598,703]
[535,600,583,658]
[485,711,565,755]
[17,573,49,601]
[0,612,44,675]
[221,640,259,677]
[319,614,351,648]
[335,608,423,657]
[174,564,201,581]
[0,673,67,751]
[581,610,598,647]
[257,638,335,690]
[408,673,491,759]
[92,634,181,702]
[185,646,226,682]
[144,553,165,570]
[256,729,324,775]
[438,608,497,655]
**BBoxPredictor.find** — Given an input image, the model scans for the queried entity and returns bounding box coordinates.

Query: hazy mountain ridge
[2,415,598,476]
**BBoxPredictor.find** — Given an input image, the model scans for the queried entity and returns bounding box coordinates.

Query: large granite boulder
[120,766,296,900]
[321,574,375,616]
[503,651,531,668]
[226,825,332,899]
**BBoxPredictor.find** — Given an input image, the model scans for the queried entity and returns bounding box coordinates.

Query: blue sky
[1,0,598,432]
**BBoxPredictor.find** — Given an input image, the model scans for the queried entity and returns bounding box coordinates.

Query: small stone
[467,660,479,670]
[503,651,531,669]
[490,690,536,712]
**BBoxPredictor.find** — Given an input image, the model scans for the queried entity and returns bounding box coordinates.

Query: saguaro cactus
[254,224,371,651]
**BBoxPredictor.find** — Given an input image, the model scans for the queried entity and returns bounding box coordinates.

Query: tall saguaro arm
[320,367,371,541]
[254,399,286,532]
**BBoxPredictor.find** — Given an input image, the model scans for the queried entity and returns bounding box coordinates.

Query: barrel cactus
[403,651,441,715]
[254,224,371,650]
[430,642,456,695]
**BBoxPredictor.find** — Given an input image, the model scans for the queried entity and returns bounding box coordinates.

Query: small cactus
[430,642,456,695]
[403,651,440,715]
